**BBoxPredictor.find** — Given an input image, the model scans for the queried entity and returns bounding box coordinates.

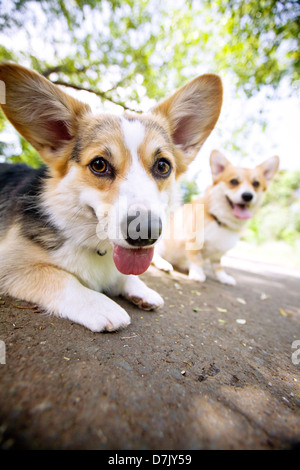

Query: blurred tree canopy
[180,179,200,204]
[205,0,300,94]
[243,169,300,244]
[0,0,299,165]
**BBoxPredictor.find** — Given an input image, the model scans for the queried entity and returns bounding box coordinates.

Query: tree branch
[42,64,90,77]
[41,66,64,77]
[50,79,141,112]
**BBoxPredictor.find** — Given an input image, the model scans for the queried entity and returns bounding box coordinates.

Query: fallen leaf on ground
[279,308,292,317]
[183,361,192,367]
[260,293,270,301]
[191,290,201,296]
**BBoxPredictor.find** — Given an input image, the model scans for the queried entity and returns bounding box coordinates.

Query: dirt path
[0,264,299,450]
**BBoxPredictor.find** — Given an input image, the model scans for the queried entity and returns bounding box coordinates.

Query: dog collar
[210,212,234,231]
[210,212,224,226]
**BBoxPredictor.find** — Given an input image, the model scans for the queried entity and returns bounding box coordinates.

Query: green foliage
[243,170,300,245]
[180,179,200,204]
[203,0,300,95]
[0,0,299,167]
[6,138,42,168]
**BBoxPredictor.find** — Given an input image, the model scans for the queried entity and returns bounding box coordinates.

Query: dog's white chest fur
[51,245,123,294]
[202,220,239,260]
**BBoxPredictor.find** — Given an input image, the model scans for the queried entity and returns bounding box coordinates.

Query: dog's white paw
[102,305,131,332]
[188,265,206,283]
[127,288,164,311]
[57,281,131,332]
[123,275,164,311]
[216,270,236,286]
[152,254,173,273]
[76,304,131,332]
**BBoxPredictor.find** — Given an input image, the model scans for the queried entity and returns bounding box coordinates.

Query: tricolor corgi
[0,63,222,331]
[153,150,279,285]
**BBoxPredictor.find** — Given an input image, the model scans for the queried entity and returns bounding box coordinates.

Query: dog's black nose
[121,209,162,247]
[241,192,253,202]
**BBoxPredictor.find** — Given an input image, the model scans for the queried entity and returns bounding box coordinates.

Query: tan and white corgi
[153,150,279,285]
[0,63,222,331]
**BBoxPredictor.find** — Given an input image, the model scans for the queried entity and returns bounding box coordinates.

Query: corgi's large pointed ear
[0,62,91,169]
[210,149,230,181]
[257,155,279,184]
[152,74,222,174]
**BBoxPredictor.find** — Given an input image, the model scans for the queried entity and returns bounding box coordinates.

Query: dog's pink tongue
[233,204,252,219]
[113,245,154,275]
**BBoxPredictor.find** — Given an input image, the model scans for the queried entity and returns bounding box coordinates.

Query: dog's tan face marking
[68,115,131,205]
[134,115,176,193]
[223,166,266,195]
[66,113,176,208]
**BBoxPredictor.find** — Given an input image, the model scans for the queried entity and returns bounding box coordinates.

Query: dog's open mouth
[226,196,252,220]
[113,245,154,275]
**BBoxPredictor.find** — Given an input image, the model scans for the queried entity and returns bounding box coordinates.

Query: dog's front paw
[122,275,164,311]
[152,254,173,273]
[215,270,236,286]
[81,304,131,332]
[64,290,131,332]
[188,266,206,283]
[104,305,131,331]
[127,288,164,311]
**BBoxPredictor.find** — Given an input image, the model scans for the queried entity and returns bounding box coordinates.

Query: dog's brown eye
[153,158,172,178]
[253,181,260,188]
[230,178,239,186]
[89,157,110,175]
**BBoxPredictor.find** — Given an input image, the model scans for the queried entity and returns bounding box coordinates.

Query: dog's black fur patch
[0,162,65,250]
